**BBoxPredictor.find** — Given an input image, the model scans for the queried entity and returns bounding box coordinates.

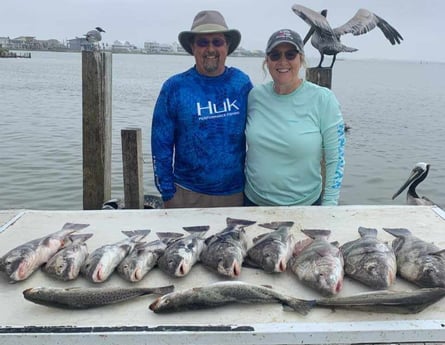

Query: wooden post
[306,67,332,89]
[82,51,112,210]
[121,128,144,209]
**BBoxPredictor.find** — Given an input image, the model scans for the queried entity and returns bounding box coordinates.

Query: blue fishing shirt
[151,66,253,201]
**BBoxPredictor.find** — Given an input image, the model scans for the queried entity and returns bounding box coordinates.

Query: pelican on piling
[291,4,403,68]
[392,162,435,206]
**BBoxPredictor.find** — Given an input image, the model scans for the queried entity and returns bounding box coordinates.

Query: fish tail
[259,221,294,230]
[383,227,412,238]
[182,225,210,235]
[147,285,175,295]
[358,226,378,237]
[301,229,331,239]
[122,229,151,239]
[68,233,94,243]
[156,232,184,245]
[282,298,316,315]
[226,217,256,227]
[61,223,90,231]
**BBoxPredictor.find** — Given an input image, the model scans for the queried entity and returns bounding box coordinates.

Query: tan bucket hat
[178,10,241,55]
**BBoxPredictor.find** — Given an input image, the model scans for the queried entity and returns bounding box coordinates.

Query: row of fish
[1,219,445,298]
[22,281,445,316]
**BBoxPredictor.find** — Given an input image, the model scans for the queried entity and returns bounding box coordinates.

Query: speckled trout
[23,285,174,309]
[149,281,315,314]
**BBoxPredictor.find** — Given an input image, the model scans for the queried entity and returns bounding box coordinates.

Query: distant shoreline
[8,47,266,58]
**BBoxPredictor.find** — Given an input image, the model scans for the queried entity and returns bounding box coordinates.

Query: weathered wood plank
[82,51,112,209]
[121,128,144,209]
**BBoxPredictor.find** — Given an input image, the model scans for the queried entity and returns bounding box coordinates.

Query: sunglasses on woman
[195,38,226,48]
[267,50,299,62]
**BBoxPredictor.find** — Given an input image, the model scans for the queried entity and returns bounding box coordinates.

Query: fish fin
[226,217,256,227]
[122,229,151,239]
[259,221,294,230]
[358,226,378,238]
[301,229,331,239]
[156,232,184,245]
[252,233,269,243]
[182,225,210,235]
[145,239,166,247]
[282,299,316,315]
[382,228,411,238]
[68,233,94,243]
[61,223,90,231]
[330,241,340,247]
[293,238,314,256]
[431,249,445,257]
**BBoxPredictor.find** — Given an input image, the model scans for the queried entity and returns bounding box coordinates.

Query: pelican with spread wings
[292,4,403,68]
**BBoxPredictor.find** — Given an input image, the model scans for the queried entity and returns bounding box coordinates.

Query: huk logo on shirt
[196,98,240,119]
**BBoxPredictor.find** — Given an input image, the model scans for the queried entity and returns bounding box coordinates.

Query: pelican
[392,162,435,206]
[292,4,403,68]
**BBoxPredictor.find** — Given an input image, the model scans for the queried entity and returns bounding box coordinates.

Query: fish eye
[367,263,377,271]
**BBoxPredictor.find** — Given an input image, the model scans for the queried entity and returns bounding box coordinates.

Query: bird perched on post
[292,4,403,68]
[84,27,106,50]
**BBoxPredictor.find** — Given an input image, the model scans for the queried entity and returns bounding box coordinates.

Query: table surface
[1,206,444,345]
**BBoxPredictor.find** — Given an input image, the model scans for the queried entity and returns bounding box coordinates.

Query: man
[151,10,253,208]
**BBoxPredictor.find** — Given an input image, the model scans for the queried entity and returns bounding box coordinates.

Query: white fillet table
[0,205,444,345]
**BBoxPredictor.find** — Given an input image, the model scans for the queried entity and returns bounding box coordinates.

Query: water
[1,52,444,209]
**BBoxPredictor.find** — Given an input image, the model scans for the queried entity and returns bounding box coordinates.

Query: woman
[244,29,345,206]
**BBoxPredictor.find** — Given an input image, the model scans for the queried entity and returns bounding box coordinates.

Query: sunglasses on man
[195,38,227,48]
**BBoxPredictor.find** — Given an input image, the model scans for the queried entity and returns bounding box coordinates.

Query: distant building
[45,39,65,50]
[144,41,176,54]
[67,37,90,51]
[10,36,40,50]
[0,37,10,49]
[111,40,138,53]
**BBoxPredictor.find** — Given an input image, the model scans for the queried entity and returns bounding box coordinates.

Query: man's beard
[203,55,219,73]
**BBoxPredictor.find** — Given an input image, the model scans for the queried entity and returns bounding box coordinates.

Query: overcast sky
[2,0,444,62]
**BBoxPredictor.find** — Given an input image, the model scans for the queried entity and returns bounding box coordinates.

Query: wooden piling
[82,51,112,210]
[121,128,144,209]
[306,67,332,89]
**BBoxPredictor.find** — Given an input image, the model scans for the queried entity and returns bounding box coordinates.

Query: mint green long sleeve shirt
[244,80,345,206]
